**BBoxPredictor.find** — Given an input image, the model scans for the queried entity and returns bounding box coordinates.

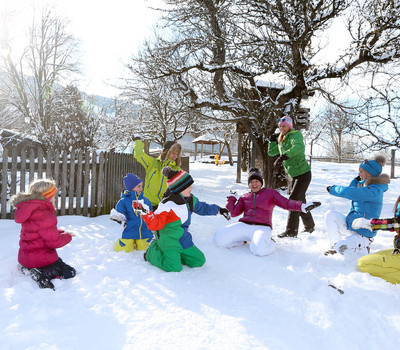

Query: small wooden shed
[192,134,224,161]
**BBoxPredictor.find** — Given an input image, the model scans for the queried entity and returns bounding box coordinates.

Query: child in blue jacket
[324,155,389,256]
[111,173,153,252]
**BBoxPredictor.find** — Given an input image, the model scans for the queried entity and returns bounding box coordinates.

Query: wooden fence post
[1,147,9,219]
[391,149,396,179]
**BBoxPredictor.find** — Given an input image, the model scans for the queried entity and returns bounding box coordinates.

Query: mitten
[269,133,280,142]
[301,201,321,213]
[219,208,231,220]
[227,190,239,201]
[351,217,372,231]
[109,209,126,224]
[132,200,150,215]
[273,154,289,168]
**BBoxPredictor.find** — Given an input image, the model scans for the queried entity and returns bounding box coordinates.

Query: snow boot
[324,249,337,256]
[20,265,55,290]
[302,227,315,233]
[278,230,298,238]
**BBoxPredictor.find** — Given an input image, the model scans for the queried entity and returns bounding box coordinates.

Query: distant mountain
[83,93,118,115]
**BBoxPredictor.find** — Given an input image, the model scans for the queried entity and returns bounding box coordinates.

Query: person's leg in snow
[180,245,206,268]
[20,265,55,290]
[249,226,276,256]
[214,221,276,256]
[358,249,400,284]
[324,210,357,255]
[334,234,373,255]
[39,258,76,280]
[214,222,253,249]
[279,171,314,238]
[145,240,184,272]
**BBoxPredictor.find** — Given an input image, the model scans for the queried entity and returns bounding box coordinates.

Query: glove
[269,133,280,142]
[356,176,361,181]
[227,190,239,201]
[351,217,372,231]
[219,207,231,220]
[273,154,289,168]
[132,200,150,215]
[109,209,126,224]
[301,201,321,213]
[326,186,331,192]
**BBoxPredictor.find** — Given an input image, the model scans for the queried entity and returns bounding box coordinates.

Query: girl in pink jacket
[10,179,76,290]
[213,168,320,256]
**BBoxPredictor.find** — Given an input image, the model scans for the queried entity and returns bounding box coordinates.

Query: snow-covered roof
[192,134,224,144]
[254,79,285,90]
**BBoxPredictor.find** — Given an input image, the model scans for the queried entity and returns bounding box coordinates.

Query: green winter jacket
[134,140,181,207]
[268,129,310,178]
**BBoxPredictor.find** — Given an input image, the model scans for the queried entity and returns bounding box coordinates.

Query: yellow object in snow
[357,249,400,284]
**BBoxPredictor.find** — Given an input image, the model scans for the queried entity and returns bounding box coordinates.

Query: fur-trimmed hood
[364,173,390,187]
[9,192,47,208]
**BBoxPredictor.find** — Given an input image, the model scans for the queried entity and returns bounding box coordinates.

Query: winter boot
[20,265,55,290]
[324,249,337,256]
[302,227,315,233]
[278,230,298,238]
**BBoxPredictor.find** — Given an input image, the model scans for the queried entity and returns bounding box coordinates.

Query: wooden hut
[192,134,224,161]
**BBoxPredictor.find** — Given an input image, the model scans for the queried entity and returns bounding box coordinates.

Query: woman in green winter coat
[134,139,182,211]
[268,116,315,238]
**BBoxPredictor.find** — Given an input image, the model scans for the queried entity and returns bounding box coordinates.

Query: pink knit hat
[278,116,293,129]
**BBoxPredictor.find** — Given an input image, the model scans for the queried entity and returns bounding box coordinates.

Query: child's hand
[301,201,321,213]
[132,200,150,215]
[110,209,126,224]
[219,208,231,220]
[227,190,239,200]
[352,217,372,231]
[69,233,75,237]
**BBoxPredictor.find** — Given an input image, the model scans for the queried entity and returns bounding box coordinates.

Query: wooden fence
[0,147,146,219]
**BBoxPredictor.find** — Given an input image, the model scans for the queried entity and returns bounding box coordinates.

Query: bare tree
[319,104,355,162]
[122,63,204,146]
[0,5,80,145]
[45,84,99,151]
[354,70,400,152]
[130,0,400,186]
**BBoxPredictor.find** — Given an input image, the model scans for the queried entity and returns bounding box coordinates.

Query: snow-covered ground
[2,160,400,350]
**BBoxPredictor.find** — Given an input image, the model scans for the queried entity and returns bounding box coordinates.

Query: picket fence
[0,147,146,219]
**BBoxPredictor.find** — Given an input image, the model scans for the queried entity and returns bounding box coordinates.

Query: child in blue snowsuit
[112,173,153,252]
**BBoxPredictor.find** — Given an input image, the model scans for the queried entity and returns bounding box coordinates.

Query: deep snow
[2,160,400,350]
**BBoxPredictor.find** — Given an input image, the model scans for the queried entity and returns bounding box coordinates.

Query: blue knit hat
[359,155,386,177]
[123,173,142,191]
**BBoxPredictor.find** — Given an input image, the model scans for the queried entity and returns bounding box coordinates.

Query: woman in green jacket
[134,139,182,211]
[268,116,315,238]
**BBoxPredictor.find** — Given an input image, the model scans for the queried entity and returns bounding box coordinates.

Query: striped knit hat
[162,167,194,194]
[278,115,293,129]
[42,184,58,200]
